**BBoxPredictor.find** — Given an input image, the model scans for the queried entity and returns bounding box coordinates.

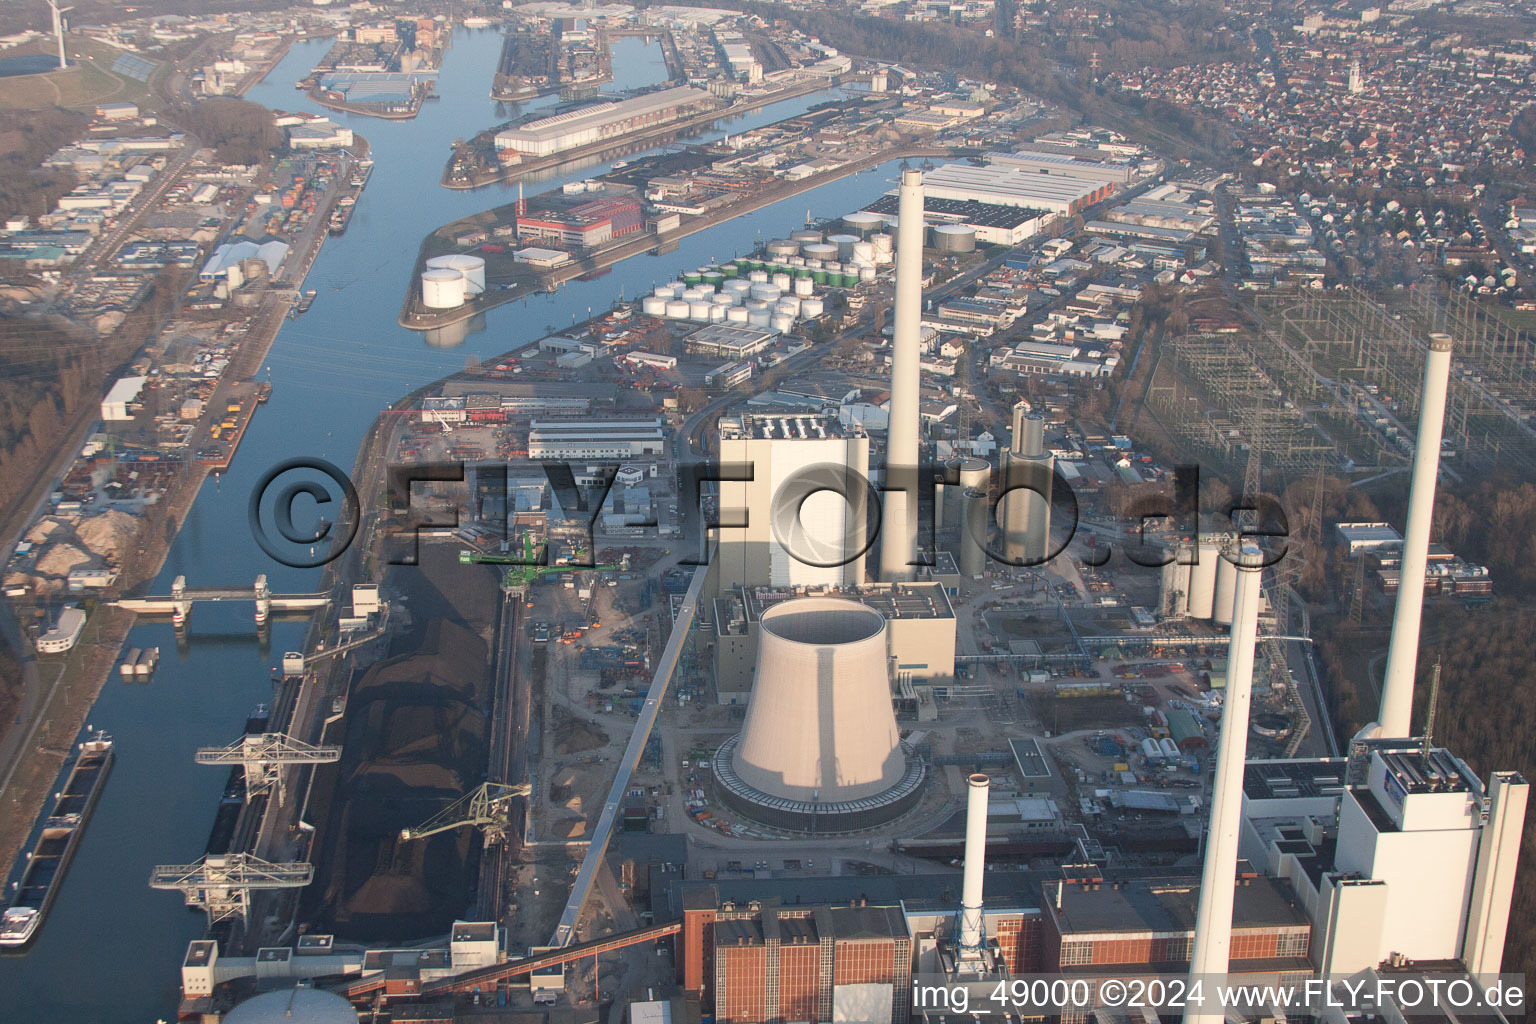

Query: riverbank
[402,144,949,331]
[0,133,370,896]
[443,77,835,190]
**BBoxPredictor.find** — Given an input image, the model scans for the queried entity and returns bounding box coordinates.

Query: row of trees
[0,108,86,223]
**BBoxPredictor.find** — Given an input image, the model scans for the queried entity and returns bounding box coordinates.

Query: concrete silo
[1188,541,1221,620]
[713,597,925,831]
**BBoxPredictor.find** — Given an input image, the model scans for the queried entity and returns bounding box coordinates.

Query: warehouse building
[988,148,1137,185]
[684,324,777,358]
[921,162,1112,215]
[527,418,666,459]
[516,196,644,249]
[859,193,1049,245]
[493,86,715,157]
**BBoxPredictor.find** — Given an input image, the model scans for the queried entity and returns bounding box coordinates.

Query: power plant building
[715,414,870,591]
[493,87,715,157]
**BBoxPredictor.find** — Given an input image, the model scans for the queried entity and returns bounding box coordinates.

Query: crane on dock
[458,533,625,598]
[398,782,531,843]
[194,733,342,804]
[149,853,313,927]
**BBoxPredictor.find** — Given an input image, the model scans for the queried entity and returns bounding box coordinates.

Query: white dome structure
[714,598,924,831]
[224,986,357,1024]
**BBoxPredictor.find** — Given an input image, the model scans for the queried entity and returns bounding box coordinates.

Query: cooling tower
[714,597,925,831]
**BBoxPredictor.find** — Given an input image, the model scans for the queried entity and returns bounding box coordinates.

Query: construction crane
[458,533,626,596]
[398,782,531,842]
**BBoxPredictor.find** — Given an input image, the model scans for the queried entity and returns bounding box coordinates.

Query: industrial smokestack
[1002,404,1053,565]
[1374,332,1453,739]
[880,169,925,581]
[1185,546,1262,1024]
[958,773,990,951]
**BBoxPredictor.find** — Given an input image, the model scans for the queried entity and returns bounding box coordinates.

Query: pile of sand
[76,510,138,562]
[35,543,92,577]
[25,519,63,546]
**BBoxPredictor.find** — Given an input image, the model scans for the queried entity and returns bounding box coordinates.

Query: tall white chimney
[958,772,990,951]
[880,169,924,581]
[1375,332,1454,738]
[1185,546,1262,1024]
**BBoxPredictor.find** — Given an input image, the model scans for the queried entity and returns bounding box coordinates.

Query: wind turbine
[48,0,71,70]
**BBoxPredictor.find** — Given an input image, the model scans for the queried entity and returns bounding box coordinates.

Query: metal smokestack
[1376,333,1454,738]
[1002,404,1053,565]
[1185,546,1262,1024]
[959,773,990,951]
[880,169,924,581]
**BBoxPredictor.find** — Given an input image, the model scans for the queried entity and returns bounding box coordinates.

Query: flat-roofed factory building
[493,86,716,157]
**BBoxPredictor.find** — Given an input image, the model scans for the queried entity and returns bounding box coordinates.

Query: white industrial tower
[956,773,990,963]
[1348,57,1363,94]
[1369,333,1453,740]
[880,169,925,581]
[1001,404,1053,565]
[1185,546,1262,1024]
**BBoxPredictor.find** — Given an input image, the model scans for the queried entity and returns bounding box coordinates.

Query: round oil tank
[665,300,691,319]
[666,279,686,294]
[703,272,724,288]
[745,299,770,312]
[688,301,712,320]
[827,233,859,259]
[858,266,877,283]
[791,229,823,246]
[803,242,838,262]
[653,284,676,299]
[811,270,828,285]
[420,268,465,309]
[1188,542,1220,620]
[842,212,884,238]
[793,277,814,297]
[707,305,726,322]
[871,232,894,255]
[679,288,704,303]
[726,306,750,323]
[1212,545,1239,626]
[682,271,702,285]
[225,987,357,1024]
[750,283,782,302]
[787,256,805,268]
[800,297,824,318]
[771,273,792,291]
[712,292,737,306]
[776,297,802,316]
[696,283,716,296]
[770,313,794,333]
[1252,713,1294,740]
[723,279,753,296]
[640,296,668,316]
[765,238,799,259]
[932,224,977,252]
[749,270,769,283]
[852,241,876,264]
[805,259,823,271]
[748,310,772,328]
[425,254,485,295]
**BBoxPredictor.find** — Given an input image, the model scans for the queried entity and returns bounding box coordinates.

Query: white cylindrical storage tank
[791,228,823,247]
[640,296,668,316]
[665,300,690,319]
[800,297,824,318]
[421,268,465,309]
[803,242,838,263]
[733,599,904,800]
[776,297,801,317]
[680,288,704,302]
[1188,542,1220,619]
[724,279,753,296]
[688,301,712,320]
[852,241,875,264]
[1212,544,1239,626]
[745,299,770,312]
[827,233,859,260]
[932,224,978,253]
[825,260,843,274]
[787,256,805,268]
[806,259,824,271]
[765,238,799,260]
[872,232,894,257]
[696,283,716,296]
[666,280,686,295]
[842,212,884,238]
[712,292,737,306]
[726,306,750,323]
[653,284,676,299]
[793,277,814,297]
[425,254,485,295]
[750,283,782,302]
[859,265,877,282]
[748,310,772,328]
[770,313,794,333]
[707,304,726,322]
[771,272,792,291]
[749,270,768,283]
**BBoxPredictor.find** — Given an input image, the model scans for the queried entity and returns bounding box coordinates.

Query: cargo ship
[328,196,356,234]
[119,647,140,679]
[133,646,159,678]
[203,706,268,857]
[0,732,114,948]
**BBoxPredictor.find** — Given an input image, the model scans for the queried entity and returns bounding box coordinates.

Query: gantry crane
[398,782,531,843]
[458,533,626,598]
[194,733,342,804]
[149,853,313,927]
